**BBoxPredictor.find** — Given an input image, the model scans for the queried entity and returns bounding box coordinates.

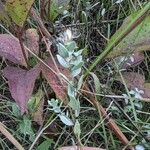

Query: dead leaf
[3,65,40,113]
[0,34,28,66]
[120,72,145,90]
[143,83,150,98]
[41,58,71,101]
[28,89,44,125]
[116,52,144,69]
[24,28,39,56]
[118,72,150,98]
[33,97,44,125]
[59,146,106,150]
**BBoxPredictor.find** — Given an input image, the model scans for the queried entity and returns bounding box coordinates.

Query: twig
[29,8,54,42]
[80,89,150,102]
[0,122,24,150]
[17,27,29,68]
[40,0,46,19]
[82,85,134,149]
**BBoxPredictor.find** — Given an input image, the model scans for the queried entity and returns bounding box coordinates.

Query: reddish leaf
[3,65,40,113]
[41,58,72,101]
[117,52,144,69]
[0,34,28,66]
[143,83,150,98]
[121,72,145,90]
[120,72,150,98]
[59,146,106,150]
[24,28,39,56]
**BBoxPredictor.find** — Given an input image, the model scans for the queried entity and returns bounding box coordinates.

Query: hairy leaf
[73,120,81,138]
[107,12,150,58]
[0,34,28,66]
[6,0,35,26]
[3,65,40,113]
[58,113,74,126]
[41,58,72,101]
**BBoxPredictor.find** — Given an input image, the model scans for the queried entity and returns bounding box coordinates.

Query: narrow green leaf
[37,139,53,150]
[74,119,81,138]
[90,72,101,94]
[77,75,84,90]
[107,12,150,58]
[84,2,150,77]
[68,97,80,112]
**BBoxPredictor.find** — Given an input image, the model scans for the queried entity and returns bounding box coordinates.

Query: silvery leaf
[57,55,70,68]
[48,99,61,113]
[58,113,74,126]
[71,67,81,77]
[77,75,84,90]
[57,43,69,58]
[135,145,145,150]
[74,49,83,57]
[74,120,81,137]
[66,41,77,52]
[101,8,105,16]
[115,0,124,4]
[70,56,83,66]
[48,99,58,107]
[68,96,80,111]
[68,83,76,97]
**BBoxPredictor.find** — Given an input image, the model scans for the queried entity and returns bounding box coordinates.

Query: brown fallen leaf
[116,52,144,69]
[59,146,106,150]
[118,72,150,99]
[119,72,145,90]
[24,28,39,56]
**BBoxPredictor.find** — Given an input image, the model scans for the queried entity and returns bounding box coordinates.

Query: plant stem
[17,27,29,68]
[84,2,150,77]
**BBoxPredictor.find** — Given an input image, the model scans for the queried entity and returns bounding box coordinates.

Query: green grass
[0,0,150,150]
